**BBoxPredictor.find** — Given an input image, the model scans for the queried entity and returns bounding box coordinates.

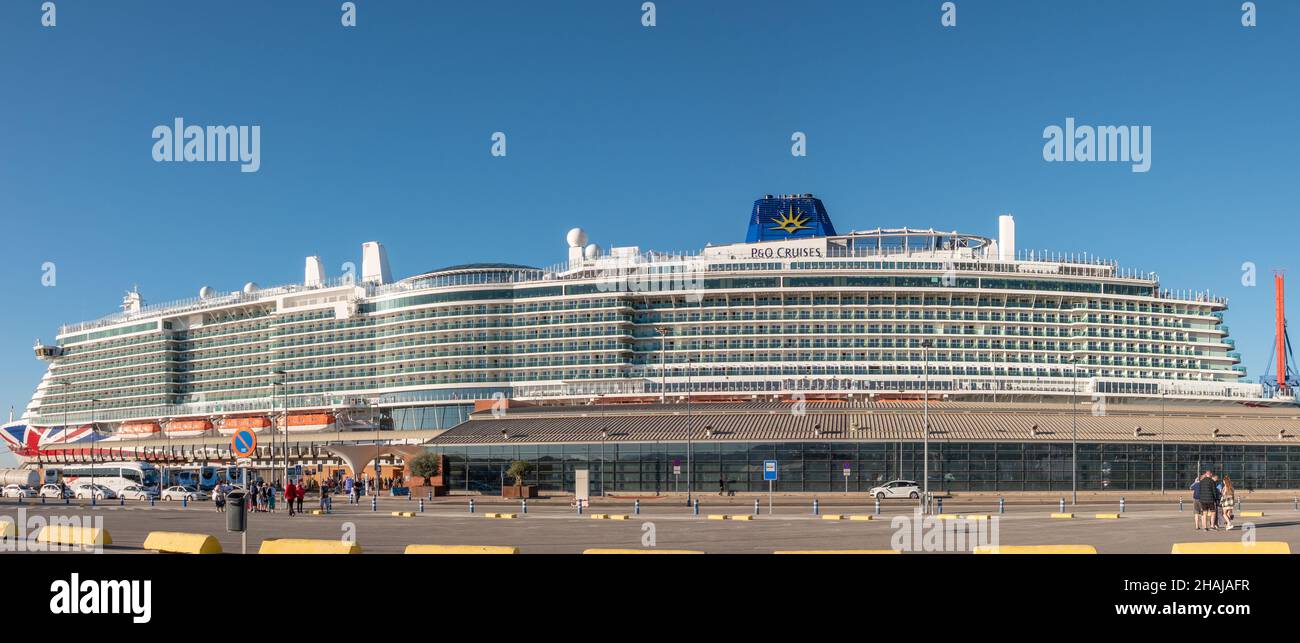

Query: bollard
[469,498,476,513]
[370,496,377,512]
[183,496,188,508]
[693,498,699,515]
[419,498,425,513]
[17,495,23,505]
[120,498,125,506]
[636,499,642,515]
[427,490,433,501]
[65,495,70,506]
[813,498,820,515]
[578,499,584,515]
[1120,497,1126,513]
[754,498,759,516]
[521,499,528,514]
[150,496,155,507]
[998,496,1005,514]
[937,497,943,514]
[41,495,45,505]
[92,495,97,507]
[1294,497,1298,511]
[874,497,881,515]
[1059,497,1065,513]
[1179,497,1183,512]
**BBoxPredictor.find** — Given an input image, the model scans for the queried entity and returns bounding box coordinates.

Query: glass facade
[431,441,1300,494]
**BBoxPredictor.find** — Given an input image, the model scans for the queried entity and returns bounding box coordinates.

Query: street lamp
[921,339,931,512]
[1068,355,1079,506]
[272,369,287,488]
[90,398,99,489]
[600,428,609,496]
[655,327,670,404]
[685,357,694,506]
[1160,391,1166,495]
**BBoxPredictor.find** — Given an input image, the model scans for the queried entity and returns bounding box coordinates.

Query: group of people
[209,480,310,515]
[1190,469,1236,531]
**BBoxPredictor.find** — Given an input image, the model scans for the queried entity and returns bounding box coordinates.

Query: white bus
[57,462,161,493]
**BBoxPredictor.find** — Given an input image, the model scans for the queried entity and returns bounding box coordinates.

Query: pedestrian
[1220,475,1236,530]
[267,483,276,513]
[1200,470,1218,531]
[718,475,725,496]
[285,482,296,516]
[213,485,226,513]
[295,481,306,514]
[1190,473,1205,531]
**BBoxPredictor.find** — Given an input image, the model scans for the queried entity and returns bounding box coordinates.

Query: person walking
[1200,470,1219,531]
[295,481,306,514]
[1220,475,1236,530]
[267,483,277,513]
[1190,473,1205,531]
[213,485,226,513]
[285,481,296,516]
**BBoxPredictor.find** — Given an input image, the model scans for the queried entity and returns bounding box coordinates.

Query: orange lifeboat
[116,422,161,440]
[218,417,271,436]
[279,413,336,434]
[164,419,212,438]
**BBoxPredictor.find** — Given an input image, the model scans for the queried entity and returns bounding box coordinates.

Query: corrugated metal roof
[435,401,1300,446]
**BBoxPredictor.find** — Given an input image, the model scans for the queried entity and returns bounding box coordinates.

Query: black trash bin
[226,491,247,532]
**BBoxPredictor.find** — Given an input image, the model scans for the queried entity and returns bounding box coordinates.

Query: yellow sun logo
[769,206,811,234]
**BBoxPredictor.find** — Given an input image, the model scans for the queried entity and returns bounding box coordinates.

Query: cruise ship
[3,193,1287,478]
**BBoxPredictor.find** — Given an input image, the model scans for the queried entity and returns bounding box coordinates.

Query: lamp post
[600,428,609,496]
[272,370,287,488]
[90,398,99,489]
[1160,391,1166,495]
[921,339,931,512]
[1069,356,1079,506]
[655,326,670,404]
[686,357,694,506]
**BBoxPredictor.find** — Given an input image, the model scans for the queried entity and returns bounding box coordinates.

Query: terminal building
[5,194,1297,492]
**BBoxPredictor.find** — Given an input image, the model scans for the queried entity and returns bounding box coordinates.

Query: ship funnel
[998,214,1016,262]
[304,256,325,288]
[361,241,392,285]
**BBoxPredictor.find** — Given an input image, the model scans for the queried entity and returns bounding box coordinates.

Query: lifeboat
[218,417,271,436]
[165,419,212,438]
[116,422,161,440]
[279,413,336,434]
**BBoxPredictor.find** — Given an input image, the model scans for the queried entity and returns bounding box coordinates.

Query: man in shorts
[1199,469,1219,530]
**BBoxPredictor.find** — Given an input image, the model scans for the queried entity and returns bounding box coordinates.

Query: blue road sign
[763,460,778,481]
[231,429,257,458]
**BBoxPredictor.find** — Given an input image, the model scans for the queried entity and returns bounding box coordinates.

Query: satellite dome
[583,243,601,260]
[566,227,588,248]
[199,286,215,299]
[242,282,260,294]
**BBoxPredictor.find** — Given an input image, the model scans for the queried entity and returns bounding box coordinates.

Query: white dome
[583,243,601,260]
[242,282,260,294]
[566,227,588,248]
[199,286,215,299]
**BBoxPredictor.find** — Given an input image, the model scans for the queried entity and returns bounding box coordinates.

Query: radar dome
[199,286,215,299]
[583,243,601,260]
[566,227,588,248]
[242,282,260,294]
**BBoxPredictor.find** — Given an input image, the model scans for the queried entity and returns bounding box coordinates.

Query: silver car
[868,479,921,500]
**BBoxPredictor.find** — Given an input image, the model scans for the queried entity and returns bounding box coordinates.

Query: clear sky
[1,1,1296,466]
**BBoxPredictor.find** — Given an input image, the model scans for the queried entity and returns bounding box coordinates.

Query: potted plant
[406,452,447,497]
[502,460,537,498]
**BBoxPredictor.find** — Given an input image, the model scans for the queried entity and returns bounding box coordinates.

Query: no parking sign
[231,429,257,459]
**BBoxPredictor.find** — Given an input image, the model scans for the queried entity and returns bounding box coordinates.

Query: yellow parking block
[1051,513,1074,519]
[974,544,1097,554]
[935,514,962,520]
[310,510,326,515]
[609,514,630,520]
[391,511,415,517]
[1094,513,1122,519]
[405,544,519,554]
[729,514,753,521]
[35,524,112,548]
[775,549,901,554]
[484,513,518,519]
[707,514,729,520]
[259,538,361,554]
[143,531,222,554]
[1238,511,1265,517]
[582,548,705,554]
[0,518,15,540]
[821,514,845,520]
[962,514,991,520]
[848,515,875,521]
[590,513,610,519]
[1171,541,1290,554]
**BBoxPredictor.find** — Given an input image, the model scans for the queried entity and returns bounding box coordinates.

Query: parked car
[2,484,38,498]
[117,485,157,501]
[161,485,208,501]
[868,479,921,500]
[39,484,72,499]
[73,484,118,500]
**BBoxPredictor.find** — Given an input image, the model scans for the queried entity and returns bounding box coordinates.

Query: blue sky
[1,1,1297,465]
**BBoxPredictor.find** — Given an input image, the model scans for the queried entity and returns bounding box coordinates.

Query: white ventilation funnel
[304,256,326,288]
[361,242,392,285]
[998,214,1016,262]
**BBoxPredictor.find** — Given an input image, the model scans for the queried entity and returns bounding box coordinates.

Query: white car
[117,485,157,501]
[73,484,117,500]
[868,479,921,500]
[161,485,208,502]
[39,484,72,499]
[2,484,38,498]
